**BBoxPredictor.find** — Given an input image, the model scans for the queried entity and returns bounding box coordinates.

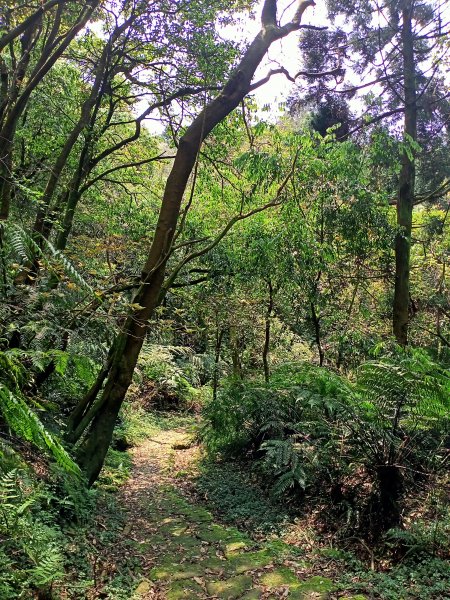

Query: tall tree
[300,0,450,344]
[0,0,99,222]
[66,0,321,485]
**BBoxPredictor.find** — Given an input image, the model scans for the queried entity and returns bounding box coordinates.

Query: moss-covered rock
[134,579,152,596]
[229,550,274,575]
[196,523,238,543]
[205,575,253,599]
[240,589,262,599]
[159,522,189,537]
[200,555,228,573]
[177,506,213,523]
[259,567,300,589]
[149,561,204,582]
[288,575,334,598]
[165,534,201,551]
[167,579,204,599]
[224,540,248,556]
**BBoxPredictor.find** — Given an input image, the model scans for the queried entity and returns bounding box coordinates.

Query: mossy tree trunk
[67,0,318,485]
[393,0,417,346]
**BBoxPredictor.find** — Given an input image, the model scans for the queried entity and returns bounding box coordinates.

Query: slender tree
[67,0,321,485]
[0,1,99,221]
[299,0,450,344]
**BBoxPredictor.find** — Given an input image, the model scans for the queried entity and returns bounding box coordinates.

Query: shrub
[202,351,450,531]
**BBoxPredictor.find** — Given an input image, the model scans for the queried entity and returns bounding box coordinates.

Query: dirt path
[119,428,345,600]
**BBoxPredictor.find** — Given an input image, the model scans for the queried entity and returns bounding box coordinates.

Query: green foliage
[260,438,307,496]
[0,384,81,476]
[203,351,449,504]
[115,402,195,448]
[135,344,206,408]
[202,364,351,495]
[340,556,450,600]
[352,348,450,472]
[0,349,81,476]
[6,223,94,294]
[0,469,65,596]
[195,460,290,533]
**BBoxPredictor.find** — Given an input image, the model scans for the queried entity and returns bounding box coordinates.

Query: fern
[26,540,64,587]
[261,439,307,496]
[0,384,81,477]
[0,469,65,593]
[8,226,31,263]
[7,223,94,294]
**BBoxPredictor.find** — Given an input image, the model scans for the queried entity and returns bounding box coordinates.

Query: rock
[224,541,248,557]
[134,580,152,595]
[229,550,274,574]
[240,589,262,599]
[149,561,204,582]
[167,579,204,599]
[288,575,334,599]
[206,575,253,599]
[171,437,195,450]
[259,567,300,589]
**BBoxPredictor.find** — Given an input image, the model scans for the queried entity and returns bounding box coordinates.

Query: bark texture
[393,0,417,346]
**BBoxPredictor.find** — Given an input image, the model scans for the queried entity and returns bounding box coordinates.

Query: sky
[220,0,329,118]
[139,0,330,132]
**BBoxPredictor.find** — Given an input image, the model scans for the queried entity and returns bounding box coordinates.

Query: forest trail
[119,427,339,600]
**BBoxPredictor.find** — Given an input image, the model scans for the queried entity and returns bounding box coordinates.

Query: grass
[115,402,197,447]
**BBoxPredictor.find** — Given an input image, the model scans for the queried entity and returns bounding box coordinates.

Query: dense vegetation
[0,0,449,598]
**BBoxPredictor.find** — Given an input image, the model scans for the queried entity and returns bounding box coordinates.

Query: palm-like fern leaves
[0,384,81,477]
[7,223,93,293]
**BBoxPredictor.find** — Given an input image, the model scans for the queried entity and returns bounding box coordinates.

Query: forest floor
[99,424,360,600]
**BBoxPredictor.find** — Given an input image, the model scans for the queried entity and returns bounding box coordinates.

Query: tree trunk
[68,0,317,485]
[212,326,224,402]
[0,1,98,221]
[393,0,417,346]
[376,464,403,531]
[311,302,324,366]
[263,279,274,382]
[33,17,131,241]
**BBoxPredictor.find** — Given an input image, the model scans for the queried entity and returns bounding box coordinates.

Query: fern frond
[7,223,93,294]
[0,384,81,477]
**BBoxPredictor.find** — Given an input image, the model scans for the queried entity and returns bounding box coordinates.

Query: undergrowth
[195,459,291,535]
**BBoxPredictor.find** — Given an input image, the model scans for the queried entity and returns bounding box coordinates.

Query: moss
[177,506,213,523]
[159,521,189,536]
[224,541,248,556]
[167,579,204,599]
[171,436,195,450]
[196,523,240,543]
[134,579,152,595]
[240,590,262,599]
[259,567,300,588]
[205,575,253,599]
[288,575,334,599]
[228,551,274,575]
[166,534,202,550]
[200,555,228,573]
[149,561,204,582]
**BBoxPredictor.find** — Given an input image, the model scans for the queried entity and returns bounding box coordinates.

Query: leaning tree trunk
[68,0,317,485]
[393,0,417,346]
